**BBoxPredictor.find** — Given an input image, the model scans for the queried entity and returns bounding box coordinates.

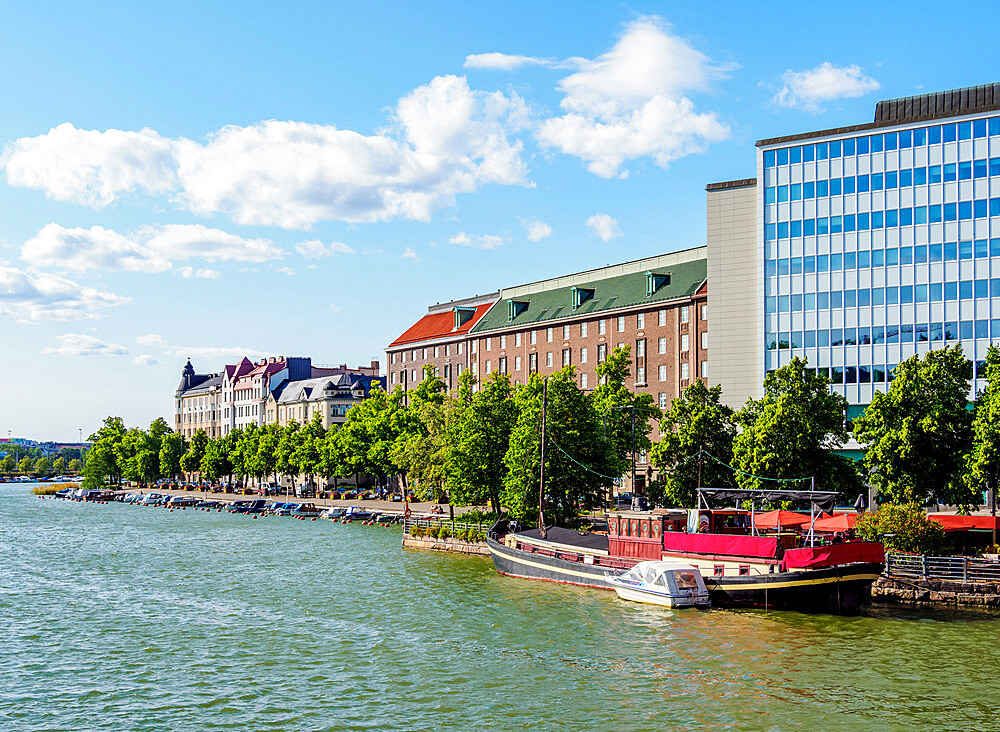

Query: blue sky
[2,1,998,440]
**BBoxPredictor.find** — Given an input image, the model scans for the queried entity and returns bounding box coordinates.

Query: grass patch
[32,483,76,495]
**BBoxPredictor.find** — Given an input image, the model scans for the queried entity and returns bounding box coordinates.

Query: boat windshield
[673,571,700,590]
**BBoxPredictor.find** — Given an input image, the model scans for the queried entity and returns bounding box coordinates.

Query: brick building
[385,248,709,494]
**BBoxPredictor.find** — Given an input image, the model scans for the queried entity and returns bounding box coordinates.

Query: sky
[2,1,999,440]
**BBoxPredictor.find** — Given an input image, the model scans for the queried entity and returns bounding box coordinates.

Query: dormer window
[646,271,671,297]
[571,286,594,309]
[453,307,476,330]
[507,299,529,321]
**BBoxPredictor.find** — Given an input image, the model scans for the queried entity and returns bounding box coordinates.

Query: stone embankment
[873,576,1000,609]
[401,534,490,556]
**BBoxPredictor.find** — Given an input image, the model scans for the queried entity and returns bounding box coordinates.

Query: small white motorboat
[606,561,711,608]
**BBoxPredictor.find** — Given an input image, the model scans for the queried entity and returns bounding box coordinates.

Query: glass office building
[752,84,1000,412]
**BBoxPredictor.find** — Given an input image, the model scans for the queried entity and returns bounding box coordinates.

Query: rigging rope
[699,450,812,484]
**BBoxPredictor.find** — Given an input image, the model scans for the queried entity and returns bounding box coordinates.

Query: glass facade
[760,113,1000,404]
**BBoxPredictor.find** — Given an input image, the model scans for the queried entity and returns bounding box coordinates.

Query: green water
[3,485,999,730]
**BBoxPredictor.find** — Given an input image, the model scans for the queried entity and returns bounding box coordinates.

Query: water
[3,484,999,731]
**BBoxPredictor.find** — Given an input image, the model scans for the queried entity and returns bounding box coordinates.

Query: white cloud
[464,53,550,71]
[136,333,165,347]
[133,354,159,366]
[295,239,355,259]
[0,261,128,321]
[3,76,532,229]
[21,222,281,273]
[2,123,176,208]
[41,333,128,357]
[773,63,880,113]
[586,213,621,242]
[525,220,553,242]
[537,16,731,178]
[178,266,220,279]
[449,231,504,250]
[401,247,419,261]
[275,266,295,276]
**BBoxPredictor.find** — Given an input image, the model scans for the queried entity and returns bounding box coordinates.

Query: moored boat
[606,561,711,608]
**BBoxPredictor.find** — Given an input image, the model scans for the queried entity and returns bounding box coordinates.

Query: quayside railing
[403,516,488,536]
[885,552,1000,582]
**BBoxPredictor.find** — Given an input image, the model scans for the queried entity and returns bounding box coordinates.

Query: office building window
[514,356,522,371]
[599,319,606,335]
[423,348,428,359]
[500,335,506,349]
[681,306,690,323]
[530,330,536,345]
[658,309,667,327]
[659,393,668,409]
[581,322,588,337]
[457,342,463,355]
[499,357,507,374]
[701,332,708,349]
[681,362,690,380]
[485,360,492,374]
[445,344,451,357]
[637,313,645,329]
[658,337,667,354]
[658,364,667,381]
[529,352,538,373]
[391,353,396,364]
[581,373,588,389]
[681,334,689,352]
[580,347,588,363]
[701,361,708,378]
[434,346,439,358]
[546,352,553,367]
[486,338,492,352]
[597,343,607,362]
[562,348,571,366]
[635,338,646,384]
[563,325,570,340]
[546,327,554,342]
[700,305,707,320]
[617,316,625,332]
[515,332,521,347]
[636,366,646,384]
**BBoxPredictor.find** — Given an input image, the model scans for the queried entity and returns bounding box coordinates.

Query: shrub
[856,503,947,555]
[32,483,75,495]
[409,525,425,538]
[436,526,451,540]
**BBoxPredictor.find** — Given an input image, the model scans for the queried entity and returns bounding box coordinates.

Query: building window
[546,327,553,342]
[635,338,646,384]
[681,306,690,323]
[636,366,646,384]
[658,365,667,381]
[701,361,708,378]
[457,342,463,355]
[581,373,588,389]
[700,305,707,320]
[637,313,645,329]
[658,337,667,354]
[528,353,537,373]
[681,362,690,380]
[658,393,668,409]
[515,332,522,347]
[500,335,506,349]
[617,316,625,332]
[597,343,607,362]
[581,322,588,337]
[391,372,396,384]
[599,319,606,335]
[486,338,492,352]
[658,309,666,327]
[562,348,571,366]
[422,348,427,359]
[499,357,507,374]
[701,332,708,350]
[412,349,418,361]
[391,353,396,364]
[514,356,522,371]
[445,344,451,357]
[580,347,588,363]
[546,352,553,367]
[485,360,492,374]
[530,330,537,345]
[431,346,437,358]
[563,325,570,340]
[681,334,689,353]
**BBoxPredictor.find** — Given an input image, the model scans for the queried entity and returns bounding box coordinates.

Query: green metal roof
[470,257,706,333]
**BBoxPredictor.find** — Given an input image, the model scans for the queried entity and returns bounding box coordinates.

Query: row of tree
[0,454,83,475]
[84,348,655,523]
[85,342,1000,518]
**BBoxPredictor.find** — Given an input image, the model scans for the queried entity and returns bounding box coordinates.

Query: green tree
[18,456,34,473]
[337,381,406,489]
[52,456,67,474]
[118,422,165,485]
[502,369,616,525]
[85,416,127,486]
[320,425,347,490]
[275,421,300,493]
[293,413,327,491]
[393,365,448,500]
[650,380,737,508]
[589,345,660,485]
[201,436,233,485]
[160,432,186,481]
[235,424,263,489]
[854,345,974,506]
[180,429,208,476]
[68,458,83,474]
[34,457,52,475]
[733,357,851,492]
[0,455,14,474]
[964,344,1000,516]
[856,503,947,554]
[447,370,517,512]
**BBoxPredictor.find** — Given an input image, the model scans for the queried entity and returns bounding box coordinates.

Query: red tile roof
[389,302,493,347]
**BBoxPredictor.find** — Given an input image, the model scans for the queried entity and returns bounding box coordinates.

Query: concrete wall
[706,182,760,409]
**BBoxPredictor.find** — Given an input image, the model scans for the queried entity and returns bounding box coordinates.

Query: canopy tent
[812,513,859,533]
[928,514,1000,532]
[752,509,815,530]
[697,487,840,546]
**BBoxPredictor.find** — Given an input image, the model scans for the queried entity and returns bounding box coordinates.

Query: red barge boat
[488,488,885,613]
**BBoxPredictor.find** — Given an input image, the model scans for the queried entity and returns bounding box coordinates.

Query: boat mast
[539,378,547,539]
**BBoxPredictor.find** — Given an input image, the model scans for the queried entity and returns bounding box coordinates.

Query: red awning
[752,509,814,530]
[928,514,1000,532]
[781,541,885,570]
[812,513,859,533]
